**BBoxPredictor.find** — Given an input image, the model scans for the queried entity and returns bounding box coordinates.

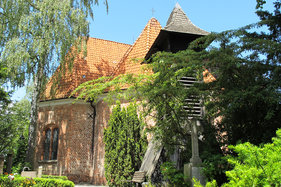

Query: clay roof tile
[123,18,162,75]
[43,38,131,100]
[42,18,162,101]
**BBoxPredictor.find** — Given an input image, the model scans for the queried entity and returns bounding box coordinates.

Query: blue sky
[89,0,270,44]
[12,0,273,100]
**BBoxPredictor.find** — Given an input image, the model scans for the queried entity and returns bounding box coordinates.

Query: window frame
[43,128,51,160]
[42,127,59,161]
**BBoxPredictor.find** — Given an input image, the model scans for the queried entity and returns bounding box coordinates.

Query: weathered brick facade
[35,99,111,185]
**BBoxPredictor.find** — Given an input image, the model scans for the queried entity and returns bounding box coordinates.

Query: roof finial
[175,2,181,9]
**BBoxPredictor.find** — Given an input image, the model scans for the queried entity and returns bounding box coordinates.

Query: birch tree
[0,0,107,167]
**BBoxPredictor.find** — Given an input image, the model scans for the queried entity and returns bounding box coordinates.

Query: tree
[197,0,281,146]
[104,102,147,186]
[135,0,281,148]
[0,99,30,156]
[0,0,107,167]
[11,99,31,173]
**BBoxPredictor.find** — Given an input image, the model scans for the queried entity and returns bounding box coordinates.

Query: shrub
[0,174,74,187]
[160,162,189,187]
[33,178,74,187]
[193,179,217,187]
[201,153,229,185]
[222,129,281,186]
[41,175,68,180]
[11,162,30,174]
[195,129,281,187]
[104,102,147,186]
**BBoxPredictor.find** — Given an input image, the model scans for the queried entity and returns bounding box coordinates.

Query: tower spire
[164,3,209,35]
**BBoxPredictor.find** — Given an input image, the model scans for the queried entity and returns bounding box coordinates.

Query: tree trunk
[6,153,13,173]
[0,156,4,175]
[26,60,44,169]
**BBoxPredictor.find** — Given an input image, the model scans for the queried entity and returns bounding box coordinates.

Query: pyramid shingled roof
[163,3,209,35]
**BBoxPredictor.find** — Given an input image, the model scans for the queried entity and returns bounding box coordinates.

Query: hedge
[0,174,74,187]
[41,175,68,180]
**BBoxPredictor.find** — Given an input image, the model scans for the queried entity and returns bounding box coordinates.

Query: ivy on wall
[104,101,147,186]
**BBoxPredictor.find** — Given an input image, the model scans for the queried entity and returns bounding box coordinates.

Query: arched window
[43,129,51,160]
[51,128,59,160]
[43,127,59,160]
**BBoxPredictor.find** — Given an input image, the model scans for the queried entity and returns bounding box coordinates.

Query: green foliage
[11,140,29,173]
[220,129,281,186]
[0,65,10,106]
[199,129,281,186]
[137,51,205,154]
[143,183,156,187]
[11,100,31,173]
[0,99,30,155]
[0,0,99,88]
[193,178,218,187]
[33,178,74,187]
[201,0,281,146]
[160,162,189,187]
[0,174,74,187]
[199,118,229,185]
[72,73,152,104]
[201,153,228,185]
[41,175,68,180]
[104,102,147,187]
[11,162,30,175]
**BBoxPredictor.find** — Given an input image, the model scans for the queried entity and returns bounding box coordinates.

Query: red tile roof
[43,18,162,101]
[43,38,131,100]
[123,18,162,75]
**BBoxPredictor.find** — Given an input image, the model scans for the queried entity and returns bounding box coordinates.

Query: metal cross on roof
[151,8,155,16]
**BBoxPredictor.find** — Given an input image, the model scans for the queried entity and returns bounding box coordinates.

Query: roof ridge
[88,37,132,46]
[119,18,162,64]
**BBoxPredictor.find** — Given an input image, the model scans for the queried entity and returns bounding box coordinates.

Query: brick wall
[35,99,109,185]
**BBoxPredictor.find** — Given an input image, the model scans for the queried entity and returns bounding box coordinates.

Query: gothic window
[43,129,51,160]
[43,128,59,160]
[51,128,59,160]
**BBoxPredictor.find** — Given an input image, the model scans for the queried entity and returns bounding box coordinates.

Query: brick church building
[34,4,209,185]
